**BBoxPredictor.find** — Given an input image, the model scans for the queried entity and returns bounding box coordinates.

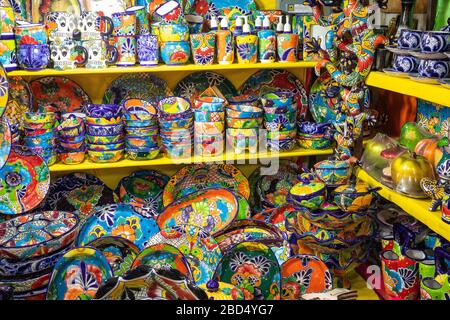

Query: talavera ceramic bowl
[88,148,124,163]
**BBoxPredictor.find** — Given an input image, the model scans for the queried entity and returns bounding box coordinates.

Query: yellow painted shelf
[7,61,317,77]
[49,147,333,173]
[350,271,380,300]
[356,168,450,241]
[366,71,450,107]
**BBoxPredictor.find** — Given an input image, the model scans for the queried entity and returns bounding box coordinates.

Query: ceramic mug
[50,40,88,70]
[112,11,136,37]
[258,30,276,63]
[190,32,215,65]
[0,39,18,71]
[14,23,48,45]
[393,54,419,73]
[236,35,258,64]
[78,11,114,41]
[17,44,50,70]
[126,6,150,35]
[420,31,450,53]
[418,59,450,78]
[44,12,78,43]
[83,40,118,69]
[185,14,203,34]
[155,0,183,24]
[114,36,137,66]
[217,30,234,64]
[419,259,436,280]
[160,41,190,65]
[136,34,159,66]
[397,29,422,50]
[420,277,449,300]
[0,5,15,40]
[277,33,299,62]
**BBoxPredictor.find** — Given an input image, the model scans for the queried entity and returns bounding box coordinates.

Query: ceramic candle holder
[190,32,215,65]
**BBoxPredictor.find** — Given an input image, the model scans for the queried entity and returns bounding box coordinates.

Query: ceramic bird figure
[420,178,444,212]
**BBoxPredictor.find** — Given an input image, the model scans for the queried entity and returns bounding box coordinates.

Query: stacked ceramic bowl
[159,24,191,66]
[22,112,58,166]
[9,122,21,145]
[56,113,86,165]
[158,97,193,159]
[194,97,226,157]
[226,95,263,154]
[261,92,297,151]
[123,98,160,160]
[85,104,124,163]
[296,121,333,150]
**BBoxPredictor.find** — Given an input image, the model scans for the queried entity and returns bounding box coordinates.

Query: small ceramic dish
[123,98,158,116]
[59,134,85,144]
[314,159,352,186]
[297,135,332,150]
[228,94,259,108]
[226,107,262,119]
[57,124,85,138]
[159,118,193,130]
[164,144,192,158]
[85,104,122,118]
[158,96,192,116]
[88,148,124,163]
[160,41,191,65]
[261,91,294,108]
[264,111,297,124]
[226,117,263,129]
[194,121,224,135]
[265,120,297,131]
[23,127,54,137]
[288,180,326,210]
[59,139,84,150]
[23,121,54,130]
[123,111,157,122]
[267,129,297,140]
[125,119,158,128]
[332,180,380,213]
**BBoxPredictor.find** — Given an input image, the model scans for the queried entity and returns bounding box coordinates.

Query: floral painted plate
[115,170,170,218]
[102,74,172,105]
[86,236,140,277]
[239,69,308,119]
[146,225,222,286]
[158,188,239,235]
[4,76,31,128]
[46,247,113,300]
[0,116,11,169]
[280,254,333,300]
[0,63,8,117]
[76,204,160,250]
[162,164,250,206]
[0,211,79,260]
[0,146,50,215]
[131,243,192,279]
[95,266,207,300]
[215,241,282,300]
[173,72,238,104]
[30,76,91,114]
[199,281,245,300]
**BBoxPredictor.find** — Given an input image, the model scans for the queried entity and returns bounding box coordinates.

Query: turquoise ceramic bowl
[88,148,124,163]
[89,142,124,151]
[126,147,160,160]
[160,41,190,65]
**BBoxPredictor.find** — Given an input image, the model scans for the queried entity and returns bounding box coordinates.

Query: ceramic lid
[315,159,350,170]
[290,180,326,197]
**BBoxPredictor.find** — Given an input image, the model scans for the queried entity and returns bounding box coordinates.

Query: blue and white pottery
[421,31,450,53]
[418,59,450,78]
[393,54,419,73]
[136,34,159,66]
[298,121,330,135]
[397,29,422,50]
[17,44,50,70]
[86,124,124,136]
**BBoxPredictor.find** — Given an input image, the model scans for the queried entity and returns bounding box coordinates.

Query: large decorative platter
[46,247,113,300]
[0,63,8,117]
[87,236,140,277]
[0,116,11,169]
[158,188,239,235]
[0,146,50,215]
[173,72,238,104]
[163,164,250,206]
[215,241,282,300]
[76,204,160,250]
[4,76,31,128]
[239,69,308,119]
[131,243,192,279]
[30,76,91,114]
[102,74,172,105]
[280,254,333,300]
[146,225,222,286]
[95,266,207,300]
[0,211,79,260]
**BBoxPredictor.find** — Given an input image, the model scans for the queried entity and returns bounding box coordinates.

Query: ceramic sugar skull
[78,11,114,41]
[50,40,88,70]
[84,40,118,69]
[45,12,78,43]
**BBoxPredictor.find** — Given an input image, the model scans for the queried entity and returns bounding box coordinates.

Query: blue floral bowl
[84,104,122,118]
[86,123,124,136]
[17,44,50,71]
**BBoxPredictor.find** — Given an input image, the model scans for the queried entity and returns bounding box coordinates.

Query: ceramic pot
[332,178,381,212]
[288,179,326,210]
[314,158,352,186]
[160,41,190,65]
[114,36,137,66]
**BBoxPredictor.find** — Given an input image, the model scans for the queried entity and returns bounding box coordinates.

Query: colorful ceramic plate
[239,69,308,119]
[0,116,11,169]
[76,204,160,250]
[146,225,222,286]
[87,236,140,277]
[46,247,113,300]
[103,74,172,105]
[215,241,282,300]
[199,281,245,300]
[0,211,79,260]
[0,146,50,215]
[95,266,207,300]
[115,170,170,218]
[131,243,192,279]
[163,164,250,206]
[30,77,91,113]
[174,72,238,103]
[280,254,333,300]
[0,63,8,117]
[158,188,239,235]
[4,76,31,128]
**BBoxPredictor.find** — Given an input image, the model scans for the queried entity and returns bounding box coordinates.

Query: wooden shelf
[7,61,317,77]
[366,71,450,107]
[49,147,333,173]
[356,168,450,241]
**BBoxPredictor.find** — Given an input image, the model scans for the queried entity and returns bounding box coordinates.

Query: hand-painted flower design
[121,38,136,57]
[64,261,103,300]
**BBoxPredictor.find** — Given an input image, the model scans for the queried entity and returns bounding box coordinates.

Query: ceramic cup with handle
[14,23,48,45]
[393,54,419,73]
[420,277,449,300]
[420,30,450,53]
[418,59,450,78]
[50,40,89,70]
[17,44,50,70]
[112,11,136,37]
[83,39,118,69]
[44,12,78,43]
[77,11,114,41]
[397,29,422,50]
